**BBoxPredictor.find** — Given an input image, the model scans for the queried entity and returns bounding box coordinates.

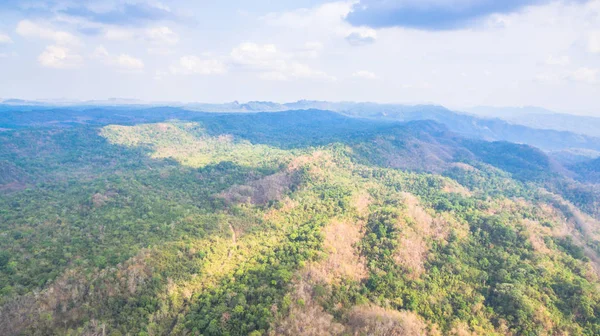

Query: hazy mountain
[569,156,600,184]
[184,101,600,149]
[464,106,600,138]
[464,106,559,118]
[4,102,600,155]
[548,148,600,165]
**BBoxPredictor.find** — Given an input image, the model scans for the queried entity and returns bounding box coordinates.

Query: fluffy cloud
[231,43,282,67]
[230,42,335,81]
[93,46,144,71]
[263,2,354,31]
[345,0,559,30]
[352,70,378,79]
[263,2,380,49]
[38,45,82,68]
[170,56,227,75]
[16,20,79,45]
[146,26,179,45]
[116,54,145,69]
[0,33,13,44]
[263,2,369,45]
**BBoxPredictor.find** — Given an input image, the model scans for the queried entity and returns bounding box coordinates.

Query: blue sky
[0,0,599,114]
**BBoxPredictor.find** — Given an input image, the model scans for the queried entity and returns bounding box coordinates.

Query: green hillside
[2,111,600,335]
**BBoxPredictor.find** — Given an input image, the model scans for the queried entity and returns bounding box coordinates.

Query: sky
[0,0,599,114]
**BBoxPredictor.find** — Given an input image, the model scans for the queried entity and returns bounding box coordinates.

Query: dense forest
[2,108,600,335]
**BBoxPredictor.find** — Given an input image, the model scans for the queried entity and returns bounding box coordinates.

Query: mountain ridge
[3,103,600,155]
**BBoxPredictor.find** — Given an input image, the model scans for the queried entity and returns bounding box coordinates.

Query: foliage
[2,115,600,335]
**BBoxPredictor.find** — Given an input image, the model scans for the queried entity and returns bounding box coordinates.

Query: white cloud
[146,26,179,45]
[0,33,13,44]
[230,42,335,81]
[231,43,285,69]
[93,46,144,71]
[589,31,600,54]
[116,54,144,70]
[569,67,598,84]
[545,55,570,66]
[287,62,336,81]
[352,70,378,79]
[263,1,376,48]
[16,20,79,45]
[170,56,227,75]
[102,26,179,54]
[263,1,354,31]
[38,45,82,68]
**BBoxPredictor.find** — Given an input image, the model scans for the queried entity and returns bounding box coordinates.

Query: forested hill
[2,108,600,335]
[4,103,600,154]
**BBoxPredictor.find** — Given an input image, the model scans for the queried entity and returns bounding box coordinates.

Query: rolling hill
[2,107,600,335]
[4,102,600,155]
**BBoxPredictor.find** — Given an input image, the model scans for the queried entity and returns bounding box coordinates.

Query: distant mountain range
[464,106,600,138]
[2,99,600,160]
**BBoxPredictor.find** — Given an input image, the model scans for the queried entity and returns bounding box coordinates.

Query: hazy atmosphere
[1,0,600,113]
[5,2,600,336]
